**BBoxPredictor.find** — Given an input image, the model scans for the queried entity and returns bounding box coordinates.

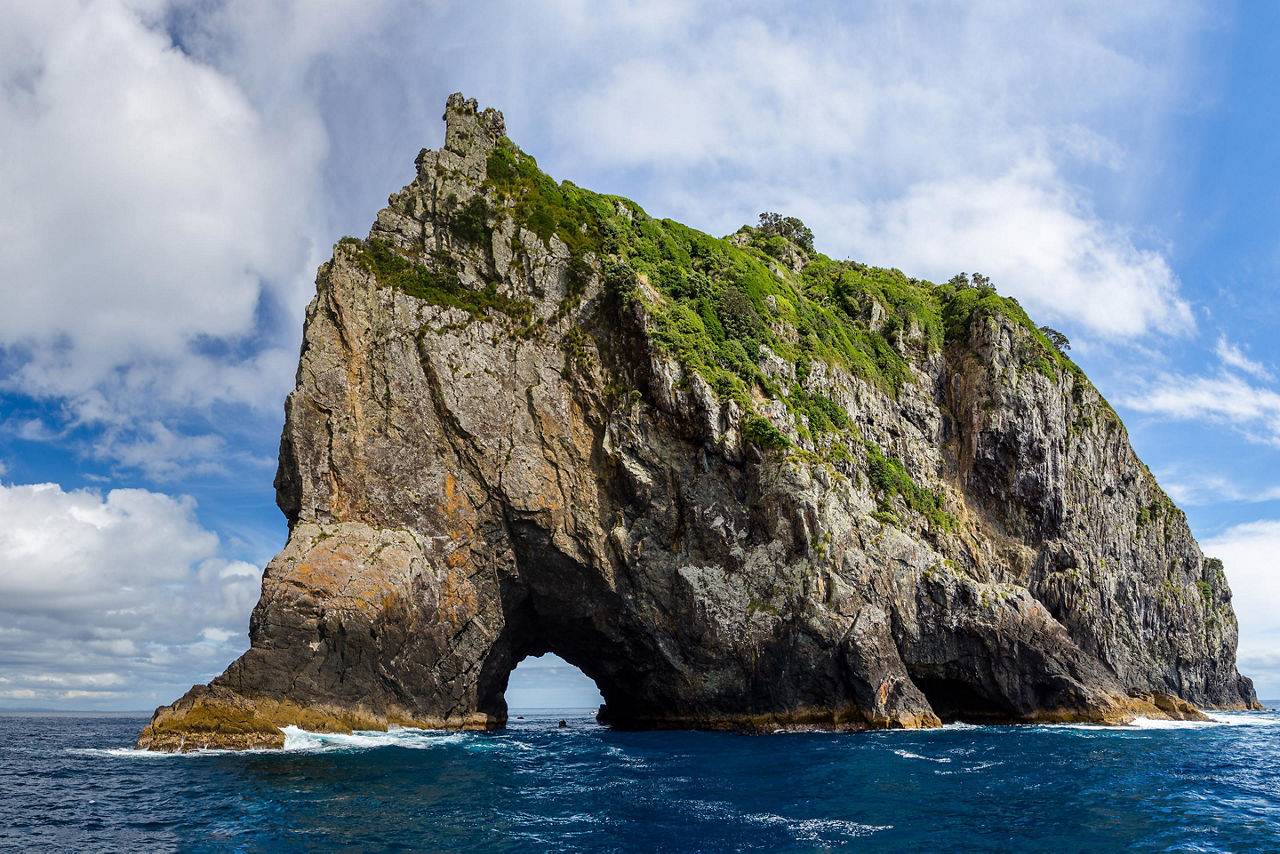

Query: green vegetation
[1195,579,1214,608]
[1039,325,1071,352]
[484,139,604,258]
[347,134,1111,537]
[742,414,790,450]
[447,193,491,245]
[935,273,1096,392]
[790,387,848,435]
[754,211,815,253]
[561,326,594,378]
[478,137,1101,415]
[344,237,533,322]
[864,442,956,532]
[1201,558,1227,611]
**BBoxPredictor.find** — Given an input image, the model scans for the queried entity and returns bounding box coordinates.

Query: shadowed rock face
[137,95,1257,752]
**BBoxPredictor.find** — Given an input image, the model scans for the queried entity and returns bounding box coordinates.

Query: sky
[0,0,1277,711]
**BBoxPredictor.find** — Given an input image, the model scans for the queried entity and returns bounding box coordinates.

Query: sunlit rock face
[137,95,1257,752]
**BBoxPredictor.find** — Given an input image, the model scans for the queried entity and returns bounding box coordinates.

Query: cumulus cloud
[0,0,356,477]
[0,483,263,709]
[0,0,1210,479]
[1202,521,1280,699]
[527,0,1203,339]
[0,1,319,399]
[853,163,1192,336]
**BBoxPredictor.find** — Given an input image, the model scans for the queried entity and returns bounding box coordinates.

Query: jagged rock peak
[137,94,1258,752]
[442,92,505,152]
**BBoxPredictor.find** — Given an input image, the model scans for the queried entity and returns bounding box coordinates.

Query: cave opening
[503,652,606,722]
[912,676,1014,723]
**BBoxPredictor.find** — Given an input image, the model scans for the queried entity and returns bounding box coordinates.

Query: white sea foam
[1126,711,1280,730]
[1126,716,1217,730]
[1205,711,1280,727]
[68,745,279,758]
[280,725,472,752]
[62,728,475,758]
[69,747,195,759]
[934,760,1001,776]
[1039,710,1280,733]
[893,748,951,763]
[745,812,891,841]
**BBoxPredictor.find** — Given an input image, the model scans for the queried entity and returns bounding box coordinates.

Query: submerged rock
[137,95,1257,751]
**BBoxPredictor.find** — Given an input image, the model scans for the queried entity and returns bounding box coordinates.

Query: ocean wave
[1126,711,1280,730]
[1205,711,1280,727]
[281,725,473,752]
[934,760,1002,775]
[893,748,951,763]
[67,744,289,758]
[68,747,202,759]
[61,725,481,758]
[1039,710,1280,732]
[745,811,891,841]
[1126,716,1218,730]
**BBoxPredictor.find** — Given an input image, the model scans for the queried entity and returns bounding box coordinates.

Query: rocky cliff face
[138,95,1257,751]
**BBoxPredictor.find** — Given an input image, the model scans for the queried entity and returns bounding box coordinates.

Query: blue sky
[1,0,1277,710]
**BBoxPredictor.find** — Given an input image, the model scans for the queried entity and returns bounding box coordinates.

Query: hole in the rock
[504,652,605,717]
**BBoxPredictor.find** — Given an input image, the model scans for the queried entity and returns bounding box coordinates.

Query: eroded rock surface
[138,95,1257,751]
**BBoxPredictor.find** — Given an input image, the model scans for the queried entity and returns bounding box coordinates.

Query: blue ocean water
[2,709,1278,852]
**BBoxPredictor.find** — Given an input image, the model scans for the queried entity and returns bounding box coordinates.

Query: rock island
[137,95,1258,751]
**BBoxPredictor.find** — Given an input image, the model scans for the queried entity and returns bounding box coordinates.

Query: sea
[2,707,1278,852]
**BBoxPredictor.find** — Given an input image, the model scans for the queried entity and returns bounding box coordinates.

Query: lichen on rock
[138,94,1258,751]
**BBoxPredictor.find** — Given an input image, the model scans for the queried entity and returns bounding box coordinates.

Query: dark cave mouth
[912,675,1017,724]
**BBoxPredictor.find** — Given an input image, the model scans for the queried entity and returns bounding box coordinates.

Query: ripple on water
[3,709,1280,852]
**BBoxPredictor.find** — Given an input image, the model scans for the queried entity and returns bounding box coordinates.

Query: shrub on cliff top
[757,212,815,253]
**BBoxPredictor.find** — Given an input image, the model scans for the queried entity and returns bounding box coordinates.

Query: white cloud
[1122,358,1280,447]
[1202,521,1280,699]
[852,163,1193,336]
[0,1,320,395]
[1121,334,1280,462]
[531,0,1204,339]
[0,0,1214,479]
[0,0,343,475]
[170,0,401,99]
[1160,472,1280,507]
[1216,336,1273,381]
[506,653,604,711]
[0,482,262,708]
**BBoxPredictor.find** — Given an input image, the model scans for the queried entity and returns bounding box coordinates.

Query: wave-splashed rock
[137,94,1257,751]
